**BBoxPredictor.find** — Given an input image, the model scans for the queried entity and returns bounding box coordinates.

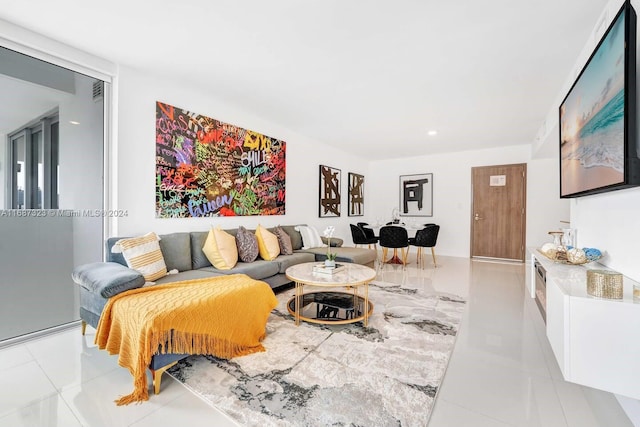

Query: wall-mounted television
[559,1,639,198]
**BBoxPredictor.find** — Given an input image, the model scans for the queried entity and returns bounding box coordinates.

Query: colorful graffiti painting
[156,102,286,218]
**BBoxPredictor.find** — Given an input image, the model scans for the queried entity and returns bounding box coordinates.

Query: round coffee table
[285,262,376,326]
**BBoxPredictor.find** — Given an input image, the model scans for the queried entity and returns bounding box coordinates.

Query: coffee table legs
[294,281,303,325]
[349,283,369,327]
[363,283,369,327]
[290,282,372,327]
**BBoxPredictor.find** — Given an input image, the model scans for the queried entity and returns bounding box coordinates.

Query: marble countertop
[529,247,639,304]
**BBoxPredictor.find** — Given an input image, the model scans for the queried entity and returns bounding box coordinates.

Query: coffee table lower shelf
[287,291,374,326]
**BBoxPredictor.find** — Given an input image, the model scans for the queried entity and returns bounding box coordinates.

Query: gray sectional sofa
[72,224,377,394]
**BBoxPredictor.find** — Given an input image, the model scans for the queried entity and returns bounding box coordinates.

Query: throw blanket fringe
[95,274,278,405]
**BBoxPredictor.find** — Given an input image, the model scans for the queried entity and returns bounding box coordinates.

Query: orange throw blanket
[95,274,278,405]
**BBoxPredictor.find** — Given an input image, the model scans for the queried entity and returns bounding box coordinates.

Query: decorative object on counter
[561,228,576,248]
[634,284,640,302]
[548,231,564,247]
[566,247,587,264]
[586,270,623,299]
[538,244,602,265]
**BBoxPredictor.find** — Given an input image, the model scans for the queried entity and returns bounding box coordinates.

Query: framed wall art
[399,173,433,217]
[348,172,364,217]
[155,101,286,218]
[319,165,341,217]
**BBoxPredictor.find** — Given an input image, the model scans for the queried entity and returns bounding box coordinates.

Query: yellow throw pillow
[112,232,167,282]
[255,224,280,261]
[203,227,238,270]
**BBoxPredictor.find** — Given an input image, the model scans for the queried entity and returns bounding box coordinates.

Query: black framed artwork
[319,165,341,217]
[348,172,364,217]
[399,173,433,217]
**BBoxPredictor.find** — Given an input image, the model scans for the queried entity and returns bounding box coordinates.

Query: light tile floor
[0,256,633,426]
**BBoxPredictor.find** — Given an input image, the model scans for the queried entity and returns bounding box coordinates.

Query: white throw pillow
[295,225,327,249]
[111,232,167,282]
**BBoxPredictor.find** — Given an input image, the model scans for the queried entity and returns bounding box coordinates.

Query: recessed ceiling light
[69,121,80,125]
[427,130,438,136]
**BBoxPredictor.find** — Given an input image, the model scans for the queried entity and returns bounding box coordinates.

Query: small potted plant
[323,226,338,268]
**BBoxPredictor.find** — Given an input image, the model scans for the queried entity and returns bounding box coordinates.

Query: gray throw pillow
[72,262,145,298]
[236,225,259,262]
[274,226,293,255]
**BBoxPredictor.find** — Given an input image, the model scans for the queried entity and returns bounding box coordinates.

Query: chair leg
[431,247,437,267]
[382,247,388,263]
[81,321,87,336]
[402,247,408,265]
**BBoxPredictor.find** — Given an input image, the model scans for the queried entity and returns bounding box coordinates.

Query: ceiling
[0,0,609,160]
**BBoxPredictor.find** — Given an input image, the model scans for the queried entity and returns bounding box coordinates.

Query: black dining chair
[350,224,378,249]
[378,225,409,265]
[357,222,378,241]
[408,224,440,267]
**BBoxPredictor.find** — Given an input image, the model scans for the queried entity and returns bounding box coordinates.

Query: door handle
[474,213,483,221]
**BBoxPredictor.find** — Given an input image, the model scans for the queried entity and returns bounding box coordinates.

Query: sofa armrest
[321,237,344,247]
[72,262,145,298]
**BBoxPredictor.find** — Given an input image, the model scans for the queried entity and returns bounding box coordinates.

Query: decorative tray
[538,244,602,265]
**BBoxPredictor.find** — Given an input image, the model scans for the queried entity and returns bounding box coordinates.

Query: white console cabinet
[529,249,640,400]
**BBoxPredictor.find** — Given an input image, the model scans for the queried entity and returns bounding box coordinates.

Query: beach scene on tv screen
[560,9,626,196]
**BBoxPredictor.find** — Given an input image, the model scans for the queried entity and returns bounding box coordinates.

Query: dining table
[367,222,425,264]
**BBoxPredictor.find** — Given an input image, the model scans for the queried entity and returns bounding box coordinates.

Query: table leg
[351,285,359,320]
[386,248,405,264]
[364,282,369,327]
[295,281,302,326]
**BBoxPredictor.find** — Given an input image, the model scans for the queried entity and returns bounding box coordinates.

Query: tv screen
[559,1,638,198]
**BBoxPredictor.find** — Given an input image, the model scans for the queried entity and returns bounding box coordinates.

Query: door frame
[470,163,527,261]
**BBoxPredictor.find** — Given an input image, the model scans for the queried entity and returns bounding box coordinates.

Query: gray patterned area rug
[168,280,466,426]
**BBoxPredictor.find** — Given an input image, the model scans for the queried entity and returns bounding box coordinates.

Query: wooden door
[471,163,526,261]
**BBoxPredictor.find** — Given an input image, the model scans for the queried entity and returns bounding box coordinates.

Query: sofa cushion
[274,252,316,274]
[158,232,192,272]
[256,224,280,261]
[279,225,304,250]
[111,232,167,281]
[273,226,293,255]
[190,231,212,269]
[106,237,127,266]
[198,260,280,280]
[203,227,238,270]
[236,225,259,262]
[72,262,145,298]
[297,247,377,265]
[296,225,326,249]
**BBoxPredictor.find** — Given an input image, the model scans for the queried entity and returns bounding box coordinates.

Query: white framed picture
[399,173,433,217]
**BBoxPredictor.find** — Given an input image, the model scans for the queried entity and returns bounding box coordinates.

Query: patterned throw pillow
[255,224,281,261]
[273,226,293,255]
[111,232,167,282]
[236,226,259,263]
[202,226,238,270]
[295,225,327,249]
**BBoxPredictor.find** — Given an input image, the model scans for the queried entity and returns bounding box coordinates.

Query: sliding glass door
[0,46,107,342]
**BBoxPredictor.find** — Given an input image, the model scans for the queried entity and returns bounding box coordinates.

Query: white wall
[367,144,545,258]
[526,158,570,249]
[114,65,369,243]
